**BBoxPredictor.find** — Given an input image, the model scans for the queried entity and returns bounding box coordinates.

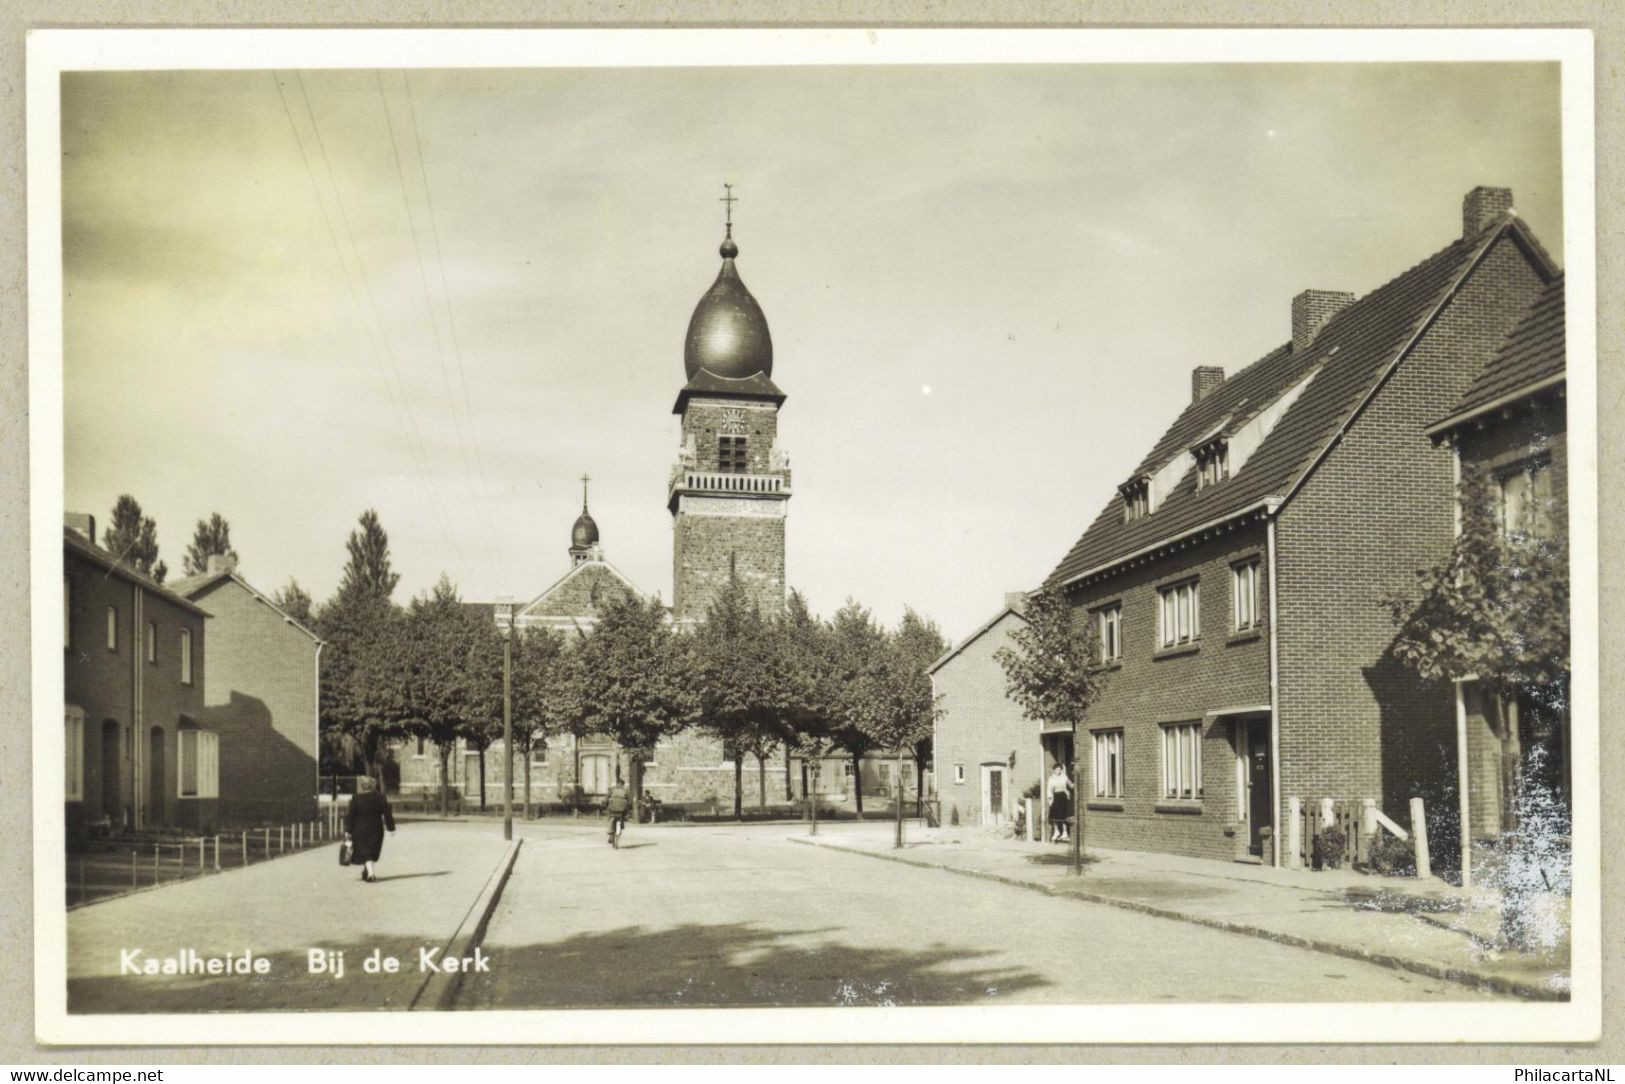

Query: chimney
[1191,366,1225,403]
[1004,591,1029,614]
[1462,186,1513,238]
[64,512,96,543]
[1291,289,1355,353]
[206,553,238,574]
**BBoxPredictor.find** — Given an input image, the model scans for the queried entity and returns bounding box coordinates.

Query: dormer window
[1119,476,1151,522]
[1194,438,1229,489]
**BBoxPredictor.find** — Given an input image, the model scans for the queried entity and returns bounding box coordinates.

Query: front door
[980,764,1006,825]
[1246,718,1272,857]
[148,727,165,824]
[580,753,611,797]
[100,719,121,821]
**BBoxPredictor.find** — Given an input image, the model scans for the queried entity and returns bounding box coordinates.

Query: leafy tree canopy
[104,494,166,583]
[183,512,237,576]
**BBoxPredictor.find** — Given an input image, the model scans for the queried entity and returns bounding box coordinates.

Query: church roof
[1044,213,1560,589]
[671,368,786,414]
[516,559,645,623]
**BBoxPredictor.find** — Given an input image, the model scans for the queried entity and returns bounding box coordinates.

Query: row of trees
[309,511,947,838]
[98,495,245,585]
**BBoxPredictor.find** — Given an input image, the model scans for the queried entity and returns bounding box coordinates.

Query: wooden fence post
[241,831,248,867]
[131,849,138,887]
[263,826,270,855]
[153,845,160,884]
[1410,796,1431,879]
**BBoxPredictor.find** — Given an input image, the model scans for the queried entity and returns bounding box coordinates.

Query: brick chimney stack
[1291,289,1355,354]
[1191,366,1225,404]
[206,553,238,574]
[64,512,96,543]
[1462,186,1513,238]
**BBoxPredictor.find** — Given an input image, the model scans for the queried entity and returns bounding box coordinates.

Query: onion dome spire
[683,183,772,380]
[569,474,600,563]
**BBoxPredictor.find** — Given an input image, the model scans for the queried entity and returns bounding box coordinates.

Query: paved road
[461,821,1501,1008]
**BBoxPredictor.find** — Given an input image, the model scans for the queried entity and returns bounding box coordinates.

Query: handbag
[338,838,353,867]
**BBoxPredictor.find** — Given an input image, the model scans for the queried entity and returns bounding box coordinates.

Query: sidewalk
[67,820,516,1013]
[794,823,1570,1001]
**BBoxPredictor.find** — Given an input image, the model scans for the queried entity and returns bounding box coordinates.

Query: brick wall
[1275,235,1549,861]
[1062,522,1272,861]
[63,548,206,836]
[524,562,637,619]
[680,397,784,476]
[673,503,786,621]
[932,610,1044,827]
[188,577,320,825]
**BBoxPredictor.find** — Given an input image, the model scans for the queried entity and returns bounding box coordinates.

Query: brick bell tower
[669,185,790,623]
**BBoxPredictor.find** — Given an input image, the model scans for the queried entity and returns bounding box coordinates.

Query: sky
[61,62,1563,641]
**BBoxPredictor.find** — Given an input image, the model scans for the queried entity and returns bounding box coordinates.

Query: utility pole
[496,597,515,842]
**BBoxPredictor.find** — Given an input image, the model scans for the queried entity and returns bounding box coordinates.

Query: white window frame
[1498,455,1554,538]
[1092,729,1125,800]
[106,606,118,651]
[176,727,219,799]
[1160,721,1203,801]
[65,707,85,802]
[1231,559,1261,632]
[1096,603,1122,662]
[954,764,965,784]
[1196,444,1230,488]
[179,628,193,685]
[1157,580,1200,648]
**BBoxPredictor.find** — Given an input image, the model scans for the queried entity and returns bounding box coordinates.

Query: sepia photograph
[27,29,1598,1046]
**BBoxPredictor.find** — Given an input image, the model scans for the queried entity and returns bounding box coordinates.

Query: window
[1158,580,1200,648]
[1092,730,1125,799]
[106,606,118,651]
[718,434,748,474]
[1161,722,1203,800]
[64,576,72,650]
[413,735,426,759]
[179,628,193,685]
[1195,442,1230,488]
[177,727,219,798]
[532,742,547,764]
[146,621,157,663]
[1120,479,1150,522]
[1499,457,1554,538]
[1096,604,1122,662]
[953,764,965,784]
[65,708,85,802]
[1232,559,1260,631]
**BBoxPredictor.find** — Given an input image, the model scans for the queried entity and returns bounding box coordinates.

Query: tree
[317,511,402,790]
[850,613,945,848]
[576,595,698,820]
[995,587,1110,874]
[104,494,166,582]
[780,590,837,829]
[507,626,568,820]
[892,608,948,816]
[273,578,315,626]
[826,600,888,815]
[695,574,806,818]
[183,512,237,576]
[337,509,401,604]
[1385,462,1568,943]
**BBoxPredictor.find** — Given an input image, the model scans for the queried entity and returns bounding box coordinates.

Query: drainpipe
[1450,441,1471,888]
[132,584,143,830]
[314,640,324,815]
[1266,502,1282,868]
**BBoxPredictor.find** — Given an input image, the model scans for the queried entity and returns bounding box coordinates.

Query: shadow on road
[461,920,1050,1008]
[371,871,453,883]
[1024,851,1102,867]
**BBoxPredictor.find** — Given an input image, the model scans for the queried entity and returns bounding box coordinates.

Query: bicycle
[608,814,625,848]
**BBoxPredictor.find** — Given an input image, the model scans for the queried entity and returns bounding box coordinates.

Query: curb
[409,836,523,1011]
[790,837,1564,1003]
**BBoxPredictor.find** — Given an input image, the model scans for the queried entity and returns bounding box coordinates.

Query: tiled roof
[672,368,786,413]
[1044,218,1550,589]
[165,569,233,597]
[170,566,323,642]
[1438,273,1565,426]
[64,529,212,617]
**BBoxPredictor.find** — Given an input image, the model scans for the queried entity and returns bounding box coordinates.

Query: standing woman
[345,775,396,883]
[1047,762,1072,844]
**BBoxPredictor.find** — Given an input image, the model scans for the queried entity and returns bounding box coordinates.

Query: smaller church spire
[569,473,601,566]
[719,182,739,259]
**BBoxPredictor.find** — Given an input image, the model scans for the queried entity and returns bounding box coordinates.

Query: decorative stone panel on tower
[669,196,790,623]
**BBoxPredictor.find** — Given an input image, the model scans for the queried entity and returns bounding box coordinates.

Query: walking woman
[1047,762,1072,844]
[345,775,396,883]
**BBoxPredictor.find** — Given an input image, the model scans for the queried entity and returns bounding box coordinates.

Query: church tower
[568,475,602,566]
[669,187,790,623]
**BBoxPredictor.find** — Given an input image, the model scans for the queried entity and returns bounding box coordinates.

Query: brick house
[169,555,322,826]
[1041,187,1561,868]
[1424,272,1568,881]
[63,518,209,838]
[929,594,1038,828]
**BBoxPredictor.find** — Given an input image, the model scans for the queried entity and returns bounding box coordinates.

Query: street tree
[182,512,237,576]
[317,510,402,790]
[576,594,698,819]
[779,590,836,822]
[826,599,887,815]
[995,587,1110,874]
[892,607,948,816]
[849,616,944,848]
[507,626,568,819]
[273,578,316,626]
[695,574,806,818]
[104,494,166,582]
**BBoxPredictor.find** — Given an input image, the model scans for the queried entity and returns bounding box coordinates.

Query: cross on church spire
[719,183,737,237]
[580,473,591,512]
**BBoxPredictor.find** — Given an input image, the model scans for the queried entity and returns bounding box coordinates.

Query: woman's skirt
[1048,792,1071,822]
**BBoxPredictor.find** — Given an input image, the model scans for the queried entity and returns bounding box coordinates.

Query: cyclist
[606,775,631,846]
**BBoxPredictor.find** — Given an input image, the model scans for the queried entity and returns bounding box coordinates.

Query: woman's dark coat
[345,791,395,863]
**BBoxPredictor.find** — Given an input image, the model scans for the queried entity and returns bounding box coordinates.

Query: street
[459,820,1502,1007]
